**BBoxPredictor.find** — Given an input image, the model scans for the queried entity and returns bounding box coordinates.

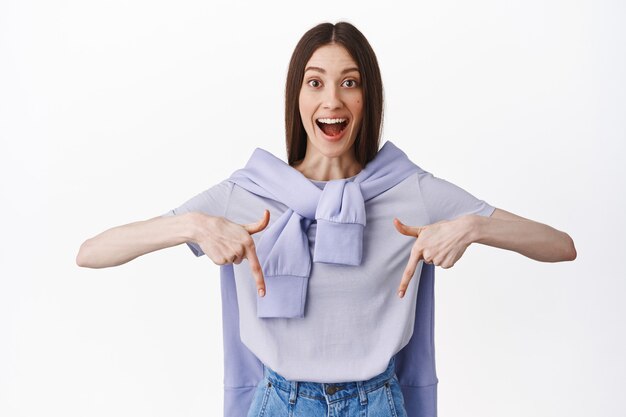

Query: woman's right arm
[76,210,270,297]
[76,212,207,269]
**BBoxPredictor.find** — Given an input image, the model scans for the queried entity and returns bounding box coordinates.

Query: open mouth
[315,118,349,138]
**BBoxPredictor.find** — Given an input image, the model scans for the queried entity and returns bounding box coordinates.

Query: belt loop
[356,381,367,406]
[289,380,298,405]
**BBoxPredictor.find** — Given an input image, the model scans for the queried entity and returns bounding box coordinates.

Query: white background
[1,0,624,416]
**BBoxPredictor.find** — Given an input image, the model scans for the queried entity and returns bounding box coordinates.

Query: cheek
[353,99,363,119]
[298,104,314,132]
[351,92,363,111]
[298,93,311,117]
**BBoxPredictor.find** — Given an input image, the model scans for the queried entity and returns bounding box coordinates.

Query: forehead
[305,44,359,72]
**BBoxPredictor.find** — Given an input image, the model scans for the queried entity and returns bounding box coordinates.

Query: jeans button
[325,385,338,395]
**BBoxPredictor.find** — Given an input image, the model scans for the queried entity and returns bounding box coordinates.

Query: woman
[77,21,576,417]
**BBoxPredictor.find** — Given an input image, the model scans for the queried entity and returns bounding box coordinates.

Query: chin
[311,136,354,156]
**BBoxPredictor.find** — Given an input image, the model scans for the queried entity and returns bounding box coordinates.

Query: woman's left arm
[464,207,577,262]
[393,207,577,298]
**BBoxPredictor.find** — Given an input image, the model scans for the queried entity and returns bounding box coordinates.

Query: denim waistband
[262,356,397,404]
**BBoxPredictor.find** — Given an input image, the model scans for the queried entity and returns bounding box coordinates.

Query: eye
[307,79,321,88]
[342,79,359,88]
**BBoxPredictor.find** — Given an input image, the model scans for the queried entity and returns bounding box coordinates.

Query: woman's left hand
[392,216,473,298]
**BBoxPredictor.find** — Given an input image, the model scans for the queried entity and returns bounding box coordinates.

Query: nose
[322,85,343,109]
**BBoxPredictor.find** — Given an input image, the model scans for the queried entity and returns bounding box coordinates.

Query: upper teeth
[317,118,346,124]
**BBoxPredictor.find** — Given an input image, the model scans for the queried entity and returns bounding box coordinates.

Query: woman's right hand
[192,210,270,297]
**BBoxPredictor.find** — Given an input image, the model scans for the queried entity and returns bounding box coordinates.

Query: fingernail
[398,290,404,298]
[258,288,265,297]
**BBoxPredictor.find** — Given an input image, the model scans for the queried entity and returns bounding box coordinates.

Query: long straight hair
[284,22,384,167]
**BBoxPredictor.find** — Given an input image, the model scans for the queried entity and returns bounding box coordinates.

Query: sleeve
[160,179,234,257]
[417,170,496,224]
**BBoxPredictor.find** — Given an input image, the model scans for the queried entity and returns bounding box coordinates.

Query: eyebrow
[304,66,360,75]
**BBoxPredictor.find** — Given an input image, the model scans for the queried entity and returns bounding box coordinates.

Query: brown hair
[285,22,384,167]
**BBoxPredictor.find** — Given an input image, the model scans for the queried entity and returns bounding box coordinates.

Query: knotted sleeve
[313,180,366,265]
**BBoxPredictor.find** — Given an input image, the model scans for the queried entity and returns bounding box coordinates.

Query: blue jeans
[246,356,407,417]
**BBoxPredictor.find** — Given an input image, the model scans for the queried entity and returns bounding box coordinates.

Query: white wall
[1,0,624,416]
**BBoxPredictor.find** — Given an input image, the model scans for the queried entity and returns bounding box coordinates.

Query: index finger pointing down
[245,243,266,297]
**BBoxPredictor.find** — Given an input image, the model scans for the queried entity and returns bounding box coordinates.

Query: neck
[292,145,362,182]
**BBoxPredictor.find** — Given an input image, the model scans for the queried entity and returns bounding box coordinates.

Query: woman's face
[298,43,363,160]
